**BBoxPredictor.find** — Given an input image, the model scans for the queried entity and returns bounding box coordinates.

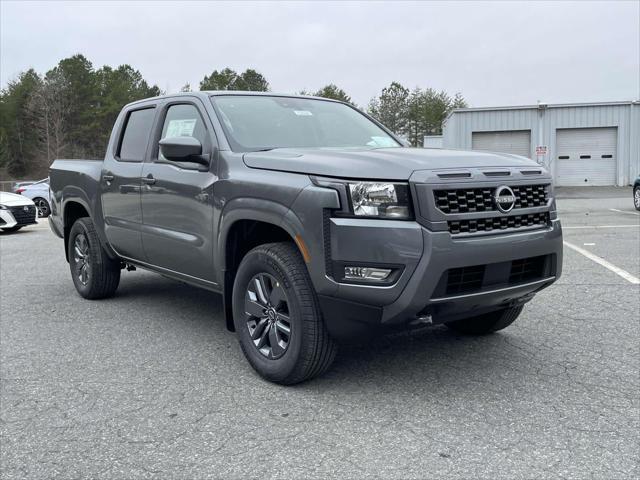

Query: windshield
[210,95,400,152]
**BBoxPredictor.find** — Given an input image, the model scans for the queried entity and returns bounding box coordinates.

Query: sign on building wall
[536,145,548,156]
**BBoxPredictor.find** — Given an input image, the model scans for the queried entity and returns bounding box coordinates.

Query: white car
[16,178,50,217]
[0,192,38,233]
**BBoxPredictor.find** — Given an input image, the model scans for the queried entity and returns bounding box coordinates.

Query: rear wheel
[68,217,120,299]
[633,186,640,211]
[33,197,51,217]
[232,242,337,385]
[446,306,524,335]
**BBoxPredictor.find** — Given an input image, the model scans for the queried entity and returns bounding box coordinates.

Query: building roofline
[451,100,639,114]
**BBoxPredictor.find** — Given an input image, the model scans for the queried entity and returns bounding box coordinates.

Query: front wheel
[446,305,524,335]
[633,186,640,211]
[232,242,337,385]
[68,217,121,299]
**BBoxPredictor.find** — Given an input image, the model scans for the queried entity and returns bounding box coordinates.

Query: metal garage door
[556,127,617,186]
[472,130,531,158]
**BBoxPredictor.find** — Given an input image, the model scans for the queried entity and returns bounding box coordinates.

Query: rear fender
[61,188,117,262]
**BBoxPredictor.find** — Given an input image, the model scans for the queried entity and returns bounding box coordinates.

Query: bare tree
[27,70,70,172]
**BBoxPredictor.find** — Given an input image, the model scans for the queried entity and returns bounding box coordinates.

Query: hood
[243,147,540,180]
[0,191,35,206]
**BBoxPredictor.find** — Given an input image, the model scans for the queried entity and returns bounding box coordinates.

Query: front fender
[216,197,303,275]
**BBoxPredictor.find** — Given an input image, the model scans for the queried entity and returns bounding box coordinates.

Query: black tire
[633,186,640,211]
[232,242,337,385]
[446,305,524,335]
[1,226,22,233]
[33,197,51,217]
[68,217,120,299]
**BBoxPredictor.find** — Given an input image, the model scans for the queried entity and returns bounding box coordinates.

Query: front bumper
[380,219,562,323]
[316,218,563,338]
[0,205,37,229]
[289,172,563,339]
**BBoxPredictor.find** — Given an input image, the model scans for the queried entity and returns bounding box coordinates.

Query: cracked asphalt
[1,188,639,479]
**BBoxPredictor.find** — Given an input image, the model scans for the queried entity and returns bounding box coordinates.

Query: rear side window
[118,108,155,161]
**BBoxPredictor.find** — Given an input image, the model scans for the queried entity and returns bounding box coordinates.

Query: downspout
[537,101,547,168]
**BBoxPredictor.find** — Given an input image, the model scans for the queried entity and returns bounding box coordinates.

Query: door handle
[142,176,156,185]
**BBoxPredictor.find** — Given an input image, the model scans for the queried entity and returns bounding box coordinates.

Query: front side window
[210,95,400,152]
[159,104,207,161]
[118,108,156,161]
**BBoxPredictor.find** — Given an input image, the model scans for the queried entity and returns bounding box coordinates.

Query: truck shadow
[111,271,536,391]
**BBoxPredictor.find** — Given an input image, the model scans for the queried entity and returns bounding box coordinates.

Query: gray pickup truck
[49,92,563,384]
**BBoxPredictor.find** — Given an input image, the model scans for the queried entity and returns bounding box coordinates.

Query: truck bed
[48,159,104,239]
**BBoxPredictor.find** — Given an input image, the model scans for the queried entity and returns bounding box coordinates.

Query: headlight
[347,182,412,219]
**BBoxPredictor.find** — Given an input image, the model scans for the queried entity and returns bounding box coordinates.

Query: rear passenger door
[101,105,156,261]
[140,99,218,283]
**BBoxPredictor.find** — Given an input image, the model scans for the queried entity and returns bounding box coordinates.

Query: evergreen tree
[240,69,270,92]
[313,84,352,103]
[199,68,269,91]
[0,56,161,175]
[0,69,41,176]
[367,81,409,135]
[369,82,468,146]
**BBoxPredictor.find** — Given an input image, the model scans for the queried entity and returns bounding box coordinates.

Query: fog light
[344,266,392,282]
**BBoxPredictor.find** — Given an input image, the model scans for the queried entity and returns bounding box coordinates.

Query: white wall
[443,102,639,186]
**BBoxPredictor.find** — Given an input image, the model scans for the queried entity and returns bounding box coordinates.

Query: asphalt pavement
[1,189,638,479]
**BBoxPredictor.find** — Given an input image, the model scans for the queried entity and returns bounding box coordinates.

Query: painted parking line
[609,208,640,217]
[563,240,640,285]
[563,225,639,230]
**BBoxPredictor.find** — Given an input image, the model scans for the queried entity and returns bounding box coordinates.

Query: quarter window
[118,108,156,162]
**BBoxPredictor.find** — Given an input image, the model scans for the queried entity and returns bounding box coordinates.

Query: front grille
[433,254,553,299]
[446,265,485,295]
[448,212,550,235]
[434,184,548,214]
[509,255,546,283]
[8,205,37,225]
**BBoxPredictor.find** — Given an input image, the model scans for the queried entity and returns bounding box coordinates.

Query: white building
[443,101,640,186]
[423,135,443,148]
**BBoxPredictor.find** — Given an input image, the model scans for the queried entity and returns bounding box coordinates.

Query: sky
[1,0,639,108]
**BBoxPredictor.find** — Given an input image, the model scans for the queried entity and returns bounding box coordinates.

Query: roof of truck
[125,91,343,108]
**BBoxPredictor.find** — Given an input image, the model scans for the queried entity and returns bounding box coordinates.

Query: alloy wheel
[244,273,292,359]
[634,188,640,209]
[73,233,90,286]
[35,198,49,217]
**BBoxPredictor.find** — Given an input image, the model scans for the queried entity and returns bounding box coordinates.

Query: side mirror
[159,137,208,166]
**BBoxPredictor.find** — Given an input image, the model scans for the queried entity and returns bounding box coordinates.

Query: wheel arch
[62,200,92,261]
[218,202,307,332]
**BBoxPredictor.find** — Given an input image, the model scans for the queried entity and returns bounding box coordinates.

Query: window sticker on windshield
[165,119,197,138]
[367,136,397,147]
[294,110,313,116]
